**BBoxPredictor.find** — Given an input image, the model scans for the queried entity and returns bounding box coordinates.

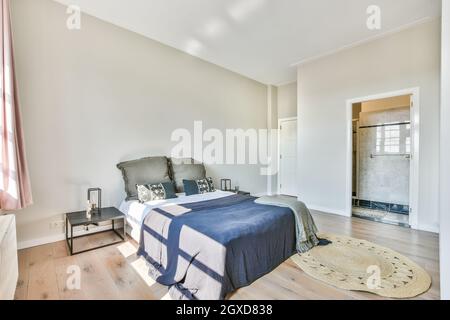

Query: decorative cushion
[206,177,216,192]
[170,159,207,192]
[117,157,171,200]
[183,180,200,196]
[183,178,216,196]
[136,182,178,203]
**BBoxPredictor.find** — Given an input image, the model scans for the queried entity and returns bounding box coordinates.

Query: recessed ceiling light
[228,0,266,21]
[203,18,227,38]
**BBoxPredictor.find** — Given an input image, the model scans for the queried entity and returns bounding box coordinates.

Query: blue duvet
[138,194,296,300]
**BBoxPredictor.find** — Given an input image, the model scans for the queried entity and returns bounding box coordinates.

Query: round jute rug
[352,207,387,219]
[291,233,431,299]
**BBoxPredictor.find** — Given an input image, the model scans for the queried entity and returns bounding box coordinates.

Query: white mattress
[119,190,235,242]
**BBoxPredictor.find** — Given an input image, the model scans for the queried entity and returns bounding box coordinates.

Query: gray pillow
[117,156,171,200]
[170,159,206,192]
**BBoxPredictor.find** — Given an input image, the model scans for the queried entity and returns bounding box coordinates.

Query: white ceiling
[54,0,441,85]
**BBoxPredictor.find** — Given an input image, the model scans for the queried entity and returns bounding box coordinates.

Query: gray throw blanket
[255,195,320,253]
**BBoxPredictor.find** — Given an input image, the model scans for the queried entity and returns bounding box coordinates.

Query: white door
[279,119,298,196]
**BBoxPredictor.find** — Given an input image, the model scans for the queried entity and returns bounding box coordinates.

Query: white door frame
[440,1,450,300]
[277,117,298,195]
[345,87,420,229]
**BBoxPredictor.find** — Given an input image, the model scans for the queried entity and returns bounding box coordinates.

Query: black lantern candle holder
[88,188,102,214]
[220,179,232,192]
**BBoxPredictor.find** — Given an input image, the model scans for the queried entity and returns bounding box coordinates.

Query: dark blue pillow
[183,180,200,196]
[160,182,178,199]
[183,178,215,196]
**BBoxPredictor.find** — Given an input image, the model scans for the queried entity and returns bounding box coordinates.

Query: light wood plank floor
[15,211,440,300]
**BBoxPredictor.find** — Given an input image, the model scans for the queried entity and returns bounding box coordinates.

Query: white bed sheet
[119,190,235,241]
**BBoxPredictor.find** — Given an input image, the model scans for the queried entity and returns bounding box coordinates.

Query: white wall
[277,82,297,119]
[440,0,450,300]
[267,85,278,195]
[11,0,268,245]
[297,19,441,232]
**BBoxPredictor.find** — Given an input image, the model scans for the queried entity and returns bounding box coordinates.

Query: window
[384,125,400,153]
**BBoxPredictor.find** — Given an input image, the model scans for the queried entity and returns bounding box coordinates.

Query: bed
[119,190,296,300]
[116,156,300,300]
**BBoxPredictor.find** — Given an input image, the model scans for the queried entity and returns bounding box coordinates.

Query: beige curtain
[0,0,32,210]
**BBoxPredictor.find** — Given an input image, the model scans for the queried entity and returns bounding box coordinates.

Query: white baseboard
[17,223,124,250]
[307,204,350,217]
[18,233,66,250]
[415,223,439,234]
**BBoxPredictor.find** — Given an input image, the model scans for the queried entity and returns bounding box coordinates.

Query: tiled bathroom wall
[357,107,411,206]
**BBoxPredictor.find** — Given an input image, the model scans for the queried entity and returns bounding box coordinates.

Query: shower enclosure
[352,101,411,227]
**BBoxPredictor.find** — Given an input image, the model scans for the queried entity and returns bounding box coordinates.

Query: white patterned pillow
[206,177,216,192]
[195,178,216,194]
[195,179,210,194]
[136,182,177,203]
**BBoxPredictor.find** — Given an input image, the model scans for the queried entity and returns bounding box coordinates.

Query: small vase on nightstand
[86,201,93,219]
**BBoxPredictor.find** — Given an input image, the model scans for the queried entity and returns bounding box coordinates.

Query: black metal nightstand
[65,207,126,255]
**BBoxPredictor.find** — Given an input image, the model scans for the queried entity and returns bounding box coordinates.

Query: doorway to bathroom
[350,92,417,228]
